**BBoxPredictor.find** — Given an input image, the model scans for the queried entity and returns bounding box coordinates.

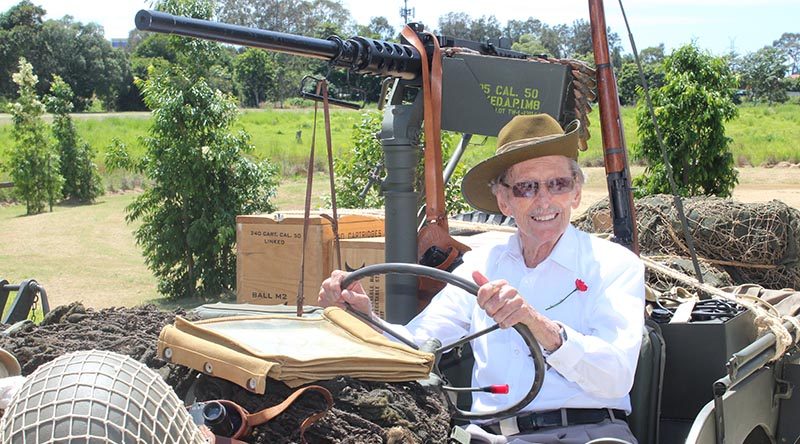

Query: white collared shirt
[391,224,645,415]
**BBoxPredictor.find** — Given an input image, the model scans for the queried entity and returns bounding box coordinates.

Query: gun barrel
[135,10,339,60]
[135,10,421,80]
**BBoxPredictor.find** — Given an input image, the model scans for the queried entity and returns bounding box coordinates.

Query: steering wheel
[342,263,546,421]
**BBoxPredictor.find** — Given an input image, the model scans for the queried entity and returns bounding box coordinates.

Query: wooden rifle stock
[589,0,639,254]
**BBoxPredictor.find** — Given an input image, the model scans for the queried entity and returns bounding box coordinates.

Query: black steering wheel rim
[342,262,546,421]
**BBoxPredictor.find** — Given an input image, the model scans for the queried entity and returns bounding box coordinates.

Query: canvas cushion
[158,307,434,393]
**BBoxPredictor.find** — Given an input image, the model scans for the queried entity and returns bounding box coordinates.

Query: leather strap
[400,27,470,304]
[320,81,342,270]
[245,385,334,443]
[200,425,248,443]
[400,26,447,229]
[297,82,320,317]
[297,80,341,316]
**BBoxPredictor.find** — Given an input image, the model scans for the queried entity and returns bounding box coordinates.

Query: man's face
[496,155,582,248]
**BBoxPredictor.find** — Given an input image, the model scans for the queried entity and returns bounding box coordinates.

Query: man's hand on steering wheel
[473,271,564,352]
[334,263,547,421]
[319,270,373,316]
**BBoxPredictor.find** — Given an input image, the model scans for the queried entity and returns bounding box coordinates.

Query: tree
[468,15,503,42]
[566,19,593,57]
[633,44,738,198]
[639,44,666,66]
[512,34,548,56]
[740,46,788,103]
[0,2,129,110]
[356,16,395,41]
[538,24,568,58]
[0,1,46,99]
[504,18,544,44]
[773,32,800,75]
[560,19,624,68]
[216,0,350,35]
[216,0,351,104]
[44,75,103,202]
[616,57,665,106]
[437,12,471,39]
[108,0,279,300]
[436,12,503,42]
[37,18,127,110]
[334,111,469,216]
[6,58,62,214]
[233,48,277,107]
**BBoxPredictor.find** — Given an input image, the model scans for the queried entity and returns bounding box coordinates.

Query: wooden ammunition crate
[337,237,387,319]
[236,211,384,306]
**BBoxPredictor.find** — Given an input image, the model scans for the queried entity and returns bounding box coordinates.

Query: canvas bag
[158,307,434,393]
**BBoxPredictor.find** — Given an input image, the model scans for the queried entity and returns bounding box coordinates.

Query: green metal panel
[440,53,572,137]
[685,367,779,444]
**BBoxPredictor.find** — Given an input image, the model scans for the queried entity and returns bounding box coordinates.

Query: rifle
[589,0,639,254]
[135,10,594,323]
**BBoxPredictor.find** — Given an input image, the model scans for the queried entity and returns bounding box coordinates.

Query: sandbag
[721,283,800,317]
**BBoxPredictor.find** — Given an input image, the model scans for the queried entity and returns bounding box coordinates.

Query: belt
[482,408,627,436]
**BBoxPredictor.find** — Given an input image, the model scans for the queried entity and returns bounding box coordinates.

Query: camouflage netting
[0,303,451,444]
[574,195,800,292]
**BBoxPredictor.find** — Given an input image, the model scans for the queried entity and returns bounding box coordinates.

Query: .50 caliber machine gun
[134,8,627,325]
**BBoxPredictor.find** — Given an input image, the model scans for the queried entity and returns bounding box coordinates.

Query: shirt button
[514,349,520,356]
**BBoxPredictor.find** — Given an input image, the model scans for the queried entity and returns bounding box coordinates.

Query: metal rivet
[163,348,172,360]
[204,362,213,374]
[247,378,257,391]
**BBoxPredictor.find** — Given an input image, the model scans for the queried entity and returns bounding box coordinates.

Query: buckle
[493,408,623,436]
[499,416,521,436]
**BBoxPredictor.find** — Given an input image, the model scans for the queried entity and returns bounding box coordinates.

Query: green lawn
[1,103,798,185]
[0,108,366,186]
[0,193,163,310]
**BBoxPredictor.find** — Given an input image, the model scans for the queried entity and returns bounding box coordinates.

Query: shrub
[332,110,469,216]
[633,44,738,197]
[6,58,62,214]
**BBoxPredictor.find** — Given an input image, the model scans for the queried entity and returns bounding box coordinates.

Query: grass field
[0,103,798,310]
[1,165,798,310]
[0,192,161,309]
[0,108,365,178]
[1,103,798,184]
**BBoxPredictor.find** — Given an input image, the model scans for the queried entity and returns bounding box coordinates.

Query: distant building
[111,38,128,49]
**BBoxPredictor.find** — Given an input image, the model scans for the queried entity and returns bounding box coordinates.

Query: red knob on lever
[488,384,509,394]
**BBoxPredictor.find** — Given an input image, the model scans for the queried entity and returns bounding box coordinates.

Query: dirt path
[274,166,800,216]
[575,166,800,216]
[1,167,797,310]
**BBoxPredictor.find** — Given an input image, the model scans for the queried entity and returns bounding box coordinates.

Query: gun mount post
[380,82,424,323]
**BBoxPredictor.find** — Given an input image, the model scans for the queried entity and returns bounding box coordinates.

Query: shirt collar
[549,224,579,272]
[505,224,579,272]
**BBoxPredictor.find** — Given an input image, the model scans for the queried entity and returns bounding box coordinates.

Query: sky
[0,0,797,56]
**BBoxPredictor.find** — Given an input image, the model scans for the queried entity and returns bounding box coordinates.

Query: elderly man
[319,114,645,444]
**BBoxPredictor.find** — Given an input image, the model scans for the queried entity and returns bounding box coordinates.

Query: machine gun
[135,9,633,324]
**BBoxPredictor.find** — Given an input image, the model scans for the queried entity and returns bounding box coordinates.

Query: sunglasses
[499,176,576,198]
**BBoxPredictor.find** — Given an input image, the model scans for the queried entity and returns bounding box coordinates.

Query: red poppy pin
[546,279,588,310]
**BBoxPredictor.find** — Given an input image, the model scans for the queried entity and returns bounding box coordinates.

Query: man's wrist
[546,324,567,353]
[556,325,568,349]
